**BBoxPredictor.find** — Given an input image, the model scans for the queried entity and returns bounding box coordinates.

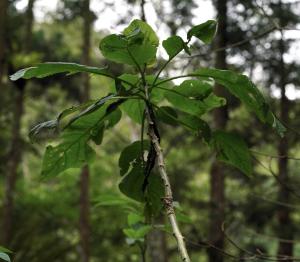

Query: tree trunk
[0,0,8,86]
[2,0,35,246]
[79,1,91,261]
[276,30,293,261]
[147,216,168,262]
[2,83,25,245]
[208,1,228,262]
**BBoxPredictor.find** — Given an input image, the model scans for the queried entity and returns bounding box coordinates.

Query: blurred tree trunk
[147,216,168,262]
[2,0,35,246]
[276,31,293,260]
[2,81,25,245]
[79,0,91,261]
[0,0,8,86]
[208,0,228,261]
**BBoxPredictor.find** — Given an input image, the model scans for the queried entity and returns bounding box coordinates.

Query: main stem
[144,87,191,262]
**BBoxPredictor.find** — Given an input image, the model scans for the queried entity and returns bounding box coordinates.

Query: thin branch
[144,83,191,261]
[253,156,300,199]
[251,150,300,161]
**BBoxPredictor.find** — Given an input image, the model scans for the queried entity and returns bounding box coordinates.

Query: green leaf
[162,36,185,58]
[128,213,144,226]
[10,62,109,81]
[100,20,159,66]
[177,113,211,142]
[41,130,95,177]
[156,106,178,126]
[121,99,145,124]
[194,68,286,136]
[123,225,152,240]
[123,20,159,47]
[94,194,138,210]
[165,80,226,116]
[146,173,164,216]
[0,253,10,262]
[41,104,117,177]
[187,20,217,44]
[119,164,145,202]
[119,140,150,176]
[0,248,11,254]
[212,131,252,176]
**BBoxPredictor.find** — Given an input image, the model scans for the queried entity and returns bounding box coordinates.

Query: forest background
[1,0,300,261]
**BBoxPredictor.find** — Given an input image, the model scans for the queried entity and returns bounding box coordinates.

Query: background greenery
[0,0,300,261]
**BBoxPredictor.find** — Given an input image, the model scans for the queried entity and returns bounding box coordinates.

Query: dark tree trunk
[0,0,8,86]
[276,31,293,261]
[2,82,25,245]
[2,0,35,246]
[140,0,146,22]
[148,216,168,262]
[79,165,90,262]
[79,1,91,261]
[208,1,228,262]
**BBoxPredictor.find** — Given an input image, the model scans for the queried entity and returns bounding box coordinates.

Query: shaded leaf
[119,140,150,176]
[162,36,185,58]
[187,20,217,44]
[194,68,286,136]
[165,79,226,116]
[212,131,252,176]
[10,62,109,81]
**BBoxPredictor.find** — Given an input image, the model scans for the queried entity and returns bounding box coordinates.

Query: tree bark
[208,1,228,262]
[0,0,8,86]
[2,83,25,245]
[148,216,168,262]
[276,29,293,261]
[79,1,92,261]
[2,0,35,246]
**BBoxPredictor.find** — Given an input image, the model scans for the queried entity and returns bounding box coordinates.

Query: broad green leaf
[165,80,226,116]
[119,163,164,213]
[121,99,145,124]
[123,20,159,47]
[41,104,118,177]
[10,62,109,81]
[194,68,286,136]
[187,20,217,44]
[155,106,178,126]
[29,96,120,141]
[93,194,138,210]
[119,164,145,201]
[119,140,150,176]
[123,225,152,239]
[100,20,159,66]
[177,113,211,142]
[212,131,252,176]
[162,36,185,58]
[116,74,145,124]
[128,213,144,226]
[0,248,11,254]
[146,173,164,216]
[0,253,10,262]
[155,106,211,142]
[41,129,95,177]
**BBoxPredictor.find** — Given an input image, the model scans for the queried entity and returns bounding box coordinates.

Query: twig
[251,150,300,161]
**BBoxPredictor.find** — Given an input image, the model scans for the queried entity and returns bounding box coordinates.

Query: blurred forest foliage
[0,0,300,261]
